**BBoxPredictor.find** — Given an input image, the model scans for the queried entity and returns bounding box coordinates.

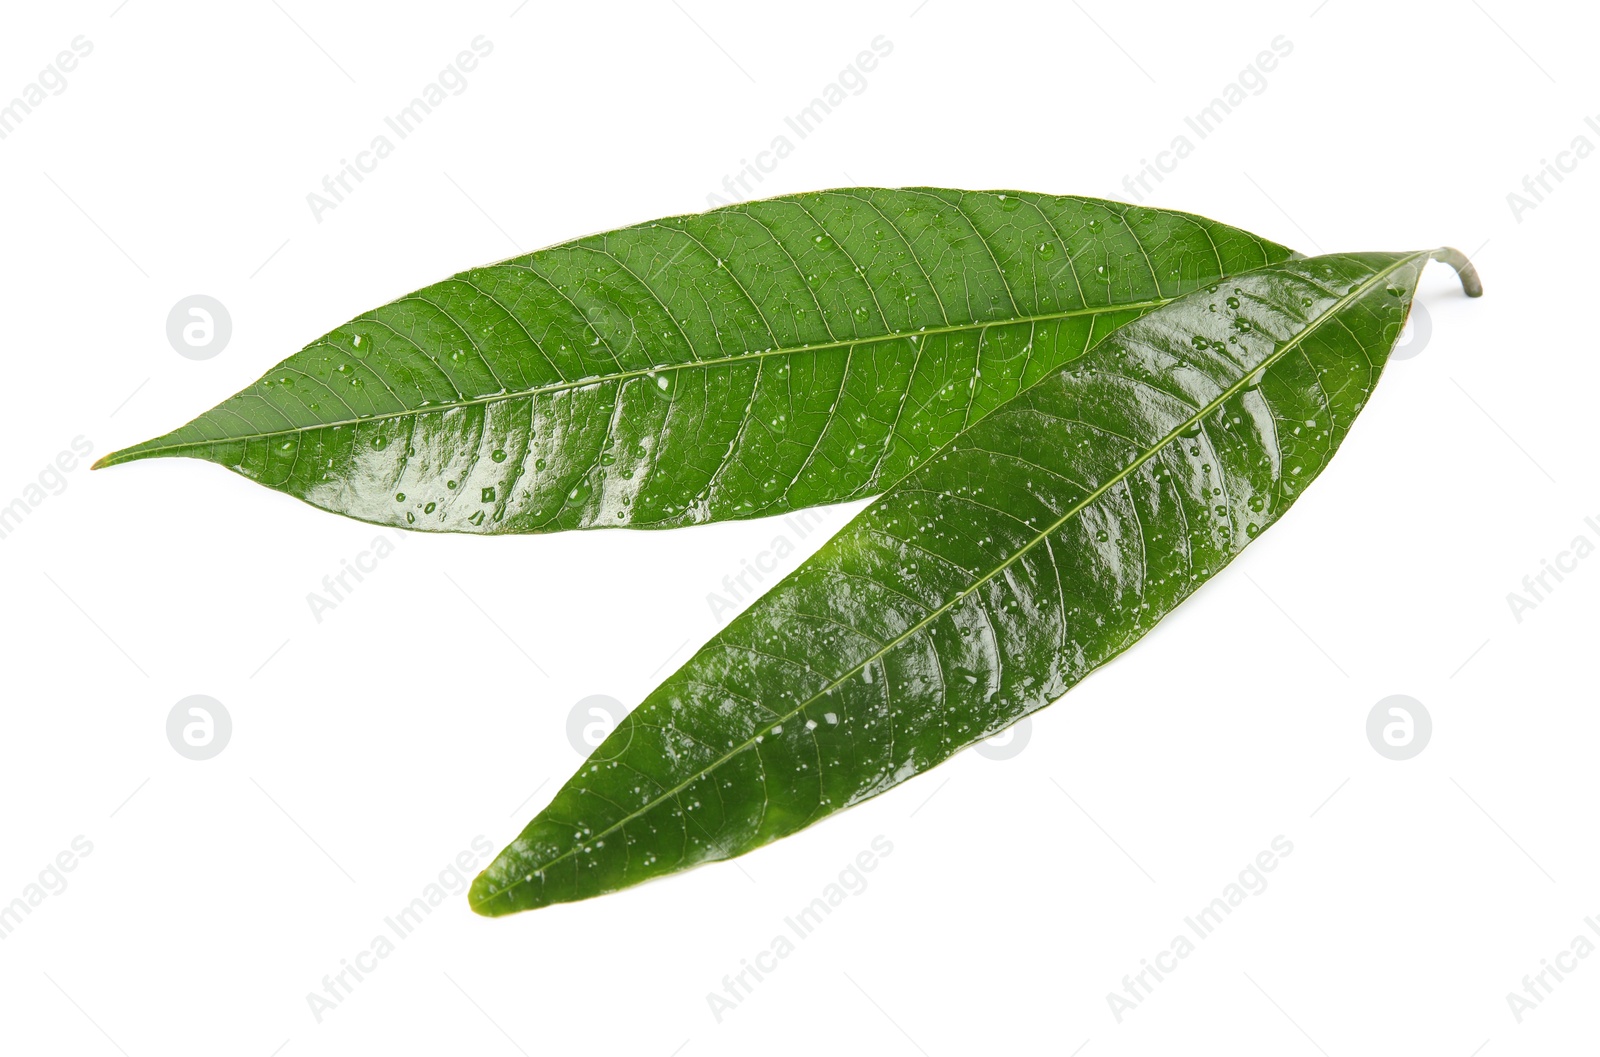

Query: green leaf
[470,248,1481,915]
[96,189,1291,533]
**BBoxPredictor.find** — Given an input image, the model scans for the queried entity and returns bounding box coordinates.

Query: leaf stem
[1430,247,1484,298]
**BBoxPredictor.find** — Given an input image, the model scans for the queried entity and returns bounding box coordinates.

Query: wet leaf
[471,249,1480,914]
[97,189,1290,532]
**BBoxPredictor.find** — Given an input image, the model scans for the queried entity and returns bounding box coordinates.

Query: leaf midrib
[478,252,1419,908]
[107,298,1176,462]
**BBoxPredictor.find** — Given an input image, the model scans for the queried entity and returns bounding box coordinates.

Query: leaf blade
[471,248,1478,915]
[98,189,1292,533]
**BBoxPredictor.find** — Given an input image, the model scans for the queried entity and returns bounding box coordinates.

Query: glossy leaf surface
[472,249,1480,914]
[98,189,1290,532]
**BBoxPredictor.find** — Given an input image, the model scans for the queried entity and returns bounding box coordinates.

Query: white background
[1,1,1594,1053]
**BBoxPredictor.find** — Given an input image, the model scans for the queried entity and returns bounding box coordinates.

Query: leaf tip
[467,866,518,918]
[91,445,145,471]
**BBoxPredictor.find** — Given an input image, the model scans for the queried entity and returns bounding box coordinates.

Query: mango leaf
[471,248,1481,915]
[96,190,1291,532]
